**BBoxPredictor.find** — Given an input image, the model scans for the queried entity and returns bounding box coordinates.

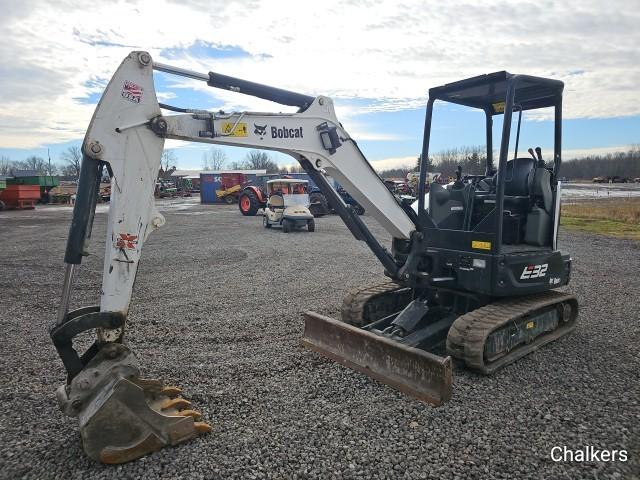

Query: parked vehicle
[238,174,277,216]
[154,180,177,198]
[336,185,365,215]
[239,173,365,217]
[261,179,315,232]
[593,176,630,183]
[216,184,241,204]
[174,177,193,197]
[384,179,412,195]
[611,176,629,183]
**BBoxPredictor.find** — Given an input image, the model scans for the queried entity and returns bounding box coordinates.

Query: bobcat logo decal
[254,124,267,139]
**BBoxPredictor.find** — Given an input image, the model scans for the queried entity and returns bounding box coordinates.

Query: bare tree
[0,156,14,175]
[229,160,246,170]
[383,145,640,182]
[60,146,82,178]
[160,150,178,179]
[202,147,227,170]
[429,145,486,177]
[244,150,278,173]
[20,156,52,174]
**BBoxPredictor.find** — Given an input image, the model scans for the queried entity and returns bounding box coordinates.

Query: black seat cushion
[503,157,536,197]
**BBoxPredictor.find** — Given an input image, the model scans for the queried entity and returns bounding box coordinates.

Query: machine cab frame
[409,72,569,296]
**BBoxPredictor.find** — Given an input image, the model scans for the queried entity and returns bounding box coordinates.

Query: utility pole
[47,148,53,204]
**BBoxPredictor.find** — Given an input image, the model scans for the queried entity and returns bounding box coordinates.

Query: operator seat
[499,157,555,246]
[529,167,553,213]
[478,158,553,212]
[502,157,536,214]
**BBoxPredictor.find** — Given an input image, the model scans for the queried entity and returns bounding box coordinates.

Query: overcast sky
[1,0,638,169]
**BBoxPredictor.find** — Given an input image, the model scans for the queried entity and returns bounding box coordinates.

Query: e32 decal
[520,263,548,280]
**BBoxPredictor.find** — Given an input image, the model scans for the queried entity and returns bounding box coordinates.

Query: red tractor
[238,174,276,216]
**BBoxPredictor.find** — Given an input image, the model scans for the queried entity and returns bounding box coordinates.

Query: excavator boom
[51,51,454,463]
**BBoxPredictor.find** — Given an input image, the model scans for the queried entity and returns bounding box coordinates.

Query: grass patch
[561,198,640,240]
[561,216,640,240]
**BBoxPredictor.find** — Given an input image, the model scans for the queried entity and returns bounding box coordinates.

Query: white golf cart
[262,179,315,233]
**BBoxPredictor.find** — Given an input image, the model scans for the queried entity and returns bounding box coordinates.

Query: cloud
[370,156,418,171]
[156,91,177,101]
[0,0,639,149]
[562,144,638,159]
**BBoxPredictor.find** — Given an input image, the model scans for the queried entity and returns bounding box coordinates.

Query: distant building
[171,169,267,191]
[171,169,267,179]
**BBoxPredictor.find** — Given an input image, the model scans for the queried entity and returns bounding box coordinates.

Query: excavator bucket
[301,312,453,405]
[56,343,210,464]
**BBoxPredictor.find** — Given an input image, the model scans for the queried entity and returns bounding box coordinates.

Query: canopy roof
[429,71,564,114]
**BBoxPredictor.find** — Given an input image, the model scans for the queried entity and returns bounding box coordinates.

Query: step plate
[301,311,452,406]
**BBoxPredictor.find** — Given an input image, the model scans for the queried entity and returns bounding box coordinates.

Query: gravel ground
[0,199,638,480]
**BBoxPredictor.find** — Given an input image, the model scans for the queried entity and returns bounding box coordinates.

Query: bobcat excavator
[51,51,578,464]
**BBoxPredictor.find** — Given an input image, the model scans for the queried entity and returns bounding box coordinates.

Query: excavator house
[50,51,578,463]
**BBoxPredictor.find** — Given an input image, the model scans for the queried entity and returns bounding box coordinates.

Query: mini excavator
[51,51,578,463]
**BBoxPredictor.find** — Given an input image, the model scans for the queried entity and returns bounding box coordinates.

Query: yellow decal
[493,101,505,113]
[220,121,248,137]
[526,321,535,329]
[471,240,491,250]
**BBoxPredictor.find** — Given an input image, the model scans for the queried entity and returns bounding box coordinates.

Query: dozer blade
[301,312,452,406]
[56,343,211,464]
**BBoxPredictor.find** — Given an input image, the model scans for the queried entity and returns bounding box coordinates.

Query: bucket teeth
[61,344,212,464]
[160,397,192,411]
[178,409,202,419]
[194,422,213,434]
[160,386,182,397]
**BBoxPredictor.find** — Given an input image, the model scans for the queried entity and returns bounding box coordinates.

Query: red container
[0,185,40,208]
[220,173,246,190]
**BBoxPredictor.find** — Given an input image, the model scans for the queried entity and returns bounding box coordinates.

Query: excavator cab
[409,71,570,296]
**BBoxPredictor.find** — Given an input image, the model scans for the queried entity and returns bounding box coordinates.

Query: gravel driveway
[0,200,637,479]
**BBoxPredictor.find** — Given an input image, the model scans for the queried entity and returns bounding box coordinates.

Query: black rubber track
[341,279,412,327]
[446,290,579,375]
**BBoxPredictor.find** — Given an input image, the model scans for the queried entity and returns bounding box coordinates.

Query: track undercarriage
[303,279,578,403]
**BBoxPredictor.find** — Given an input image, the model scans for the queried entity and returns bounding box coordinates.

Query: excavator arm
[51,51,451,464]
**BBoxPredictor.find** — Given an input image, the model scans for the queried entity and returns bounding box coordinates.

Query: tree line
[3,144,638,181]
[0,146,284,178]
[379,145,640,180]
[378,145,487,179]
[203,149,312,175]
[560,146,640,180]
[0,146,82,177]
[201,148,281,173]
